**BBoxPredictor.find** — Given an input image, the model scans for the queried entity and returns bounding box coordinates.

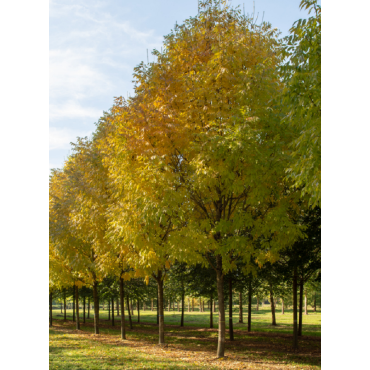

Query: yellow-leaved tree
[101,0,303,357]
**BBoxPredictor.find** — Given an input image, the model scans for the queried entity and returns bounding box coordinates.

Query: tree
[281,0,321,207]
[49,139,110,334]
[102,0,302,357]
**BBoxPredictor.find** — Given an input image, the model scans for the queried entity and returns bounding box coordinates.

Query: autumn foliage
[50,0,321,359]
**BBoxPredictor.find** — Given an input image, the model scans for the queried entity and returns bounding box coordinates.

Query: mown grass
[50,306,321,369]
[49,327,216,369]
[53,304,321,335]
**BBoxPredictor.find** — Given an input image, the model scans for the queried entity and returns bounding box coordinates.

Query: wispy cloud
[49,126,92,150]
[49,49,112,101]
[50,0,162,122]
[49,101,102,121]
[49,0,164,168]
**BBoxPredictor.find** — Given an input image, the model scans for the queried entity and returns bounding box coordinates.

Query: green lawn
[50,306,321,369]
[53,305,321,335]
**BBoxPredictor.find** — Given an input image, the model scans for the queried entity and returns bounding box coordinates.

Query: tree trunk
[87,297,90,319]
[131,299,134,316]
[156,290,159,325]
[298,279,303,336]
[256,296,259,312]
[112,297,115,326]
[119,276,126,339]
[270,284,276,326]
[108,300,111,320]
[73,289,76,322]
[117,298,120,316]
[214,299,216,313]
[126,294,133,329]
[137,300,140,323]
[83,296,86,323]
[156,272,165,345]
[229,277,234,341]
[168,299,170,312]
[49,291,52,327]
[313,292,316,312]
[293,267,298,349]
[151,298,153,311]
[63,290,67,321]
[216,255,226,358]
[188,298,190,312]
[93,281,99,334]
[191,298,194,312]
[248,278,252,332]
[75,285,80,330]
[305,289,308,315]
[281,298,284,315]
[181,289,185,327]
[210,294,213,328]
[177,301,180,312]
[239,291,243,323]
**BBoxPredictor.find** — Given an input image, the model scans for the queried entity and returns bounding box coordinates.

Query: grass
[50,306,321,369]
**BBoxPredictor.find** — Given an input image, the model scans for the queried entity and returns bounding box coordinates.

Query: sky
[49,0,319,170]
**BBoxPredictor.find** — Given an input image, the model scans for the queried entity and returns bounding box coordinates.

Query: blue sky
[49,0,318,170]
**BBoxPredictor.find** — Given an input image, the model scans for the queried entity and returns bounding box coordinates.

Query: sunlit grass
[50,305,321,369]
[53,304,321,336]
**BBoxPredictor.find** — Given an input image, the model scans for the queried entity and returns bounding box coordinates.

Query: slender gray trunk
[87,297,90,319]
[270,285,276,326]
[248,278,252,332]
[156,272,165,345]
[229,277,234,341]
[216,256,225,358]
[75,285,80,330]
[120,276,126,339]
[126,294,133,329]
[49,291,53,327]
[112,297,115,326]
[73,289,75,322]
[298,279,303,336]
[93,281,99,334]
[305,290,308,315]
[83,296,86,323]
[181,289,185,327]
[293,267,298,349]
[63,290,67,321]
[239,291,243,323]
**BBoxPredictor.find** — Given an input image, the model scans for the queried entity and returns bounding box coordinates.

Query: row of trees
[49,0,321,358]
[51,266,321,328]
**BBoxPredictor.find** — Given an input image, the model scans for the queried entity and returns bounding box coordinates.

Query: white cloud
[49,126,92,150]
[49,48,111,101]
[49,101,102,121]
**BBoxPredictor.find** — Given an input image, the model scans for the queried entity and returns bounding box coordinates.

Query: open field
[50,306,321,369]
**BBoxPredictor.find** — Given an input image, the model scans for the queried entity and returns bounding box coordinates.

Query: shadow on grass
[50,319,320,369]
